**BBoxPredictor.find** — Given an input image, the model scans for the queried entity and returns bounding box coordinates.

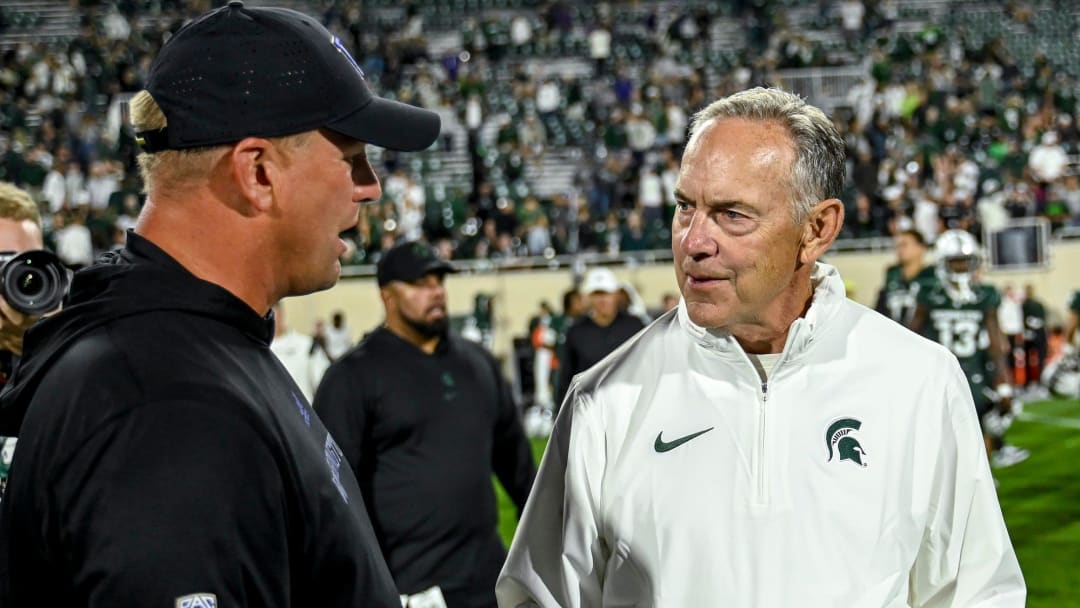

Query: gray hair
[688,87,846,224]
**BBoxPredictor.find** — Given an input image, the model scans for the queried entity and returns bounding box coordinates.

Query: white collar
[677,262,846,360]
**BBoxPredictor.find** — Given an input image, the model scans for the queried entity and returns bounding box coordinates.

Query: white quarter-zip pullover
[497,263,1024,608]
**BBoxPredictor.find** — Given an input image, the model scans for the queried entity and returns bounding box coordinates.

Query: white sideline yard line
[1018,412,1080,430]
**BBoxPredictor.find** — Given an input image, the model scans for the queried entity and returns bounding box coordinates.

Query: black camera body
[0,250,72,316]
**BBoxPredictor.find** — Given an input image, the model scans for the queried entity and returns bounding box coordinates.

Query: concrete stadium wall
[283,240,1080,364]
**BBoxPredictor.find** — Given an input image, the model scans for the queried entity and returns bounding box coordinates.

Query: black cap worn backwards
[376,241,456,287]
[136,0,441,153]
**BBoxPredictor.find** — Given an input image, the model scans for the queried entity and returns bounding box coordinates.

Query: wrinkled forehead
[681,118,795,176]
[686,116,794,151]
[676,117,798,206]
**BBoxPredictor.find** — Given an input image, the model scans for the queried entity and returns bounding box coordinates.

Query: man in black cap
[0,3,440,607]
[315,240,536,608]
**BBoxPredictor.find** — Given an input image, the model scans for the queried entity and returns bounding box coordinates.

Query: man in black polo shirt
[315,241,536,608]
[556,267,646,404]
[0,3,441,606]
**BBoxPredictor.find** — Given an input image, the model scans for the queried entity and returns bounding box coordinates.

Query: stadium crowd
[1,5,1077,605]
[1,0,1080,268]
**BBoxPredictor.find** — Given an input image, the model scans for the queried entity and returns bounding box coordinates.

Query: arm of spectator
[555,327,577,406]
[314,359,369,480]
[1066,311,1079,351]
[873,286,889,317]
[908,302,929,335]
[488,351,536,515]
[985,307,1013,405]
[307,343,331,400]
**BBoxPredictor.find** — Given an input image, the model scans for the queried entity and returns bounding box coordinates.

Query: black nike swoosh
[654,427,715,453]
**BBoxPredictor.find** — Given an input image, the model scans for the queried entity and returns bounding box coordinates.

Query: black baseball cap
[376,241,456,287]
[136,1,441,153]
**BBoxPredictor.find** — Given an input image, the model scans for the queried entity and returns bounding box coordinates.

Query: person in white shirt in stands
[85,160,120,212]
[270,302,330,401]
[587,24,611,75]
[998,285,1025,380]
[41,159,67,214]
[637,164,664,226]
[52,209,94,269]
[324,310,353,361]
[1028,130,1067,185]
[497,87,1025,608]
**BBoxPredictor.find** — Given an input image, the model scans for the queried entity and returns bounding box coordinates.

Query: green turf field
[997,397,1080,607]
[495,397,1080,606]
[495,437,547,547]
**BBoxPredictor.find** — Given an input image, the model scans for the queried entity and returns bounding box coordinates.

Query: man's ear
[229,137,278,215]
[379,285,395,312]
[799,198,844,265]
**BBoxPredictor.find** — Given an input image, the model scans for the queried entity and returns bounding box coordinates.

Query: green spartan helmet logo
[826,418,867,467]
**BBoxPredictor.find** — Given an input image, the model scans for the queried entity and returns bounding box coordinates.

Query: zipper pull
[761,382,768,402]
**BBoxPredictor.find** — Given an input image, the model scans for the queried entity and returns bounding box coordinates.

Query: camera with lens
[0,250,72,316]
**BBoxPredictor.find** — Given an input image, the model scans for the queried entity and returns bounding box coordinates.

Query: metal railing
[339,227,1080,279]
[341,248,677,278]
[772,65,871,113]
[340,237,903,279]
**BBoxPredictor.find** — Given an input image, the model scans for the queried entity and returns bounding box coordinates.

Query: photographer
[0,182,50,491]
[0,182,46,365]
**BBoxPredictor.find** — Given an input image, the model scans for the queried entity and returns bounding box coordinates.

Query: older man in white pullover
[497,87,1025,608]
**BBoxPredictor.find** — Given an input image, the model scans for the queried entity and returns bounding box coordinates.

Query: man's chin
[684,300,732,330]
[405,316,449,339]
[287,272,339,299]
[427,318,449,335]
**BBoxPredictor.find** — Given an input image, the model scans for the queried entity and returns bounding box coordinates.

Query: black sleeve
[53,398,291,607]
[0,352,24,435]
[313,358,368,479]
[485,351,536,515]
[556,327,578,405]
[874,287,888,316]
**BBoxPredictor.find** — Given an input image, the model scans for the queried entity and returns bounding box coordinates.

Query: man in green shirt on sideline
[1020,284,1048,398]
[1065,289,1080,353]
[875,229,937,325]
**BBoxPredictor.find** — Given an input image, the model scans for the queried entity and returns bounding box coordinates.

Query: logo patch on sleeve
[293,391,311,427]
[325,433,349,503]
[176,593,217,608]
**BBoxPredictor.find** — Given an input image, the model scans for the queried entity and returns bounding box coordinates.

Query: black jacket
[0,232,400,607]
[556,312,645,404]
[315,327,536,608]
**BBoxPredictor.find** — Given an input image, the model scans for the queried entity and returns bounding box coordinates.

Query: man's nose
[681,211,717,260]
[353,156,381,204]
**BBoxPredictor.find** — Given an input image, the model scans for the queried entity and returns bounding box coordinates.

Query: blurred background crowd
[3,3,1079,601]
[3,0,1080,270]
